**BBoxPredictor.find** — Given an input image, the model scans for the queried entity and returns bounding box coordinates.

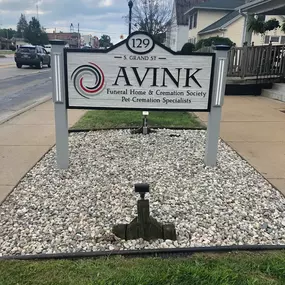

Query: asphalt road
[0,63,52,123]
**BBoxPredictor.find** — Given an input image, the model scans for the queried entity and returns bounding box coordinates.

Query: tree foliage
[0,28,17,39]
[248,16,280,34]
[131,0,172,43]
[282,20,285,33]
[99,34,113,48]
[16,14,28,38]
[26,17,49,45]
[196,37,234,50]
[180,43,195,54]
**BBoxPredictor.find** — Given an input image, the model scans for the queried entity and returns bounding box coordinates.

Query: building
[47,32,80,48]
[185,0,245,45]
[0,37,13,50]
[188,0,285,46]
[90,36,99,49]
[239,0,285,45]
[12,38,27,48]
[166,0,208,51]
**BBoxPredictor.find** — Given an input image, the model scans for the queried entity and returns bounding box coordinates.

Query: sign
[64,31,215,111]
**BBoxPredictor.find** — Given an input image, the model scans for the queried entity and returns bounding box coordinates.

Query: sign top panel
[64,31,215,112]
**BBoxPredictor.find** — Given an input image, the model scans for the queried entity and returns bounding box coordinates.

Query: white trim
[215,58,226,106]
[54,53,63,103]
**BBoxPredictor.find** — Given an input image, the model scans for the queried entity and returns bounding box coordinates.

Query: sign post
[50,40,69,169]
[204,46,230,166]
[51,32,228,169]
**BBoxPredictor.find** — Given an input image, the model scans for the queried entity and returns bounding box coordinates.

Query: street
[0,57,52,123]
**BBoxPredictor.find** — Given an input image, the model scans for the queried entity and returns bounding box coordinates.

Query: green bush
[196,36,233,50]
[9,45,16,51]
[180,42,195,54]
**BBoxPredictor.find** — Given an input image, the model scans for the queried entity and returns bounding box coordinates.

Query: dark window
[271,36,280,43]
[264,36,270,44]
[193,13,198,28]
[281,36,285,44]
[189,15,193,29]
[18,47,35,53]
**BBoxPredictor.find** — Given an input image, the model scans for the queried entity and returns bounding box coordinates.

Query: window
[189,15,193,29]
[193,13,198,28]
[281,36,285,44]
[264,36,270,44]
[18,47,35,53]
[271,36,280,43]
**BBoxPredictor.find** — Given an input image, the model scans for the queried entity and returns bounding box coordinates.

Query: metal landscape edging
[0,245,285,261]
[68,127,207,133]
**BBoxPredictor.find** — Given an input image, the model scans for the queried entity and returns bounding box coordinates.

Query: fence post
[205,45,230,167]
[241,43,248,79]
[50,40,69,169]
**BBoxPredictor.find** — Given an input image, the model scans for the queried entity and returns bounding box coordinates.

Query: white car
[44,44,52,53]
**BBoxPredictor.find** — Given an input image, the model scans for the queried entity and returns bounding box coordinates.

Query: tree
[26,17,49,45]
[130,0,172,43]
[248,15,280,35]
[16,14,28,39]
[0,28,17,39]
[99,34,113,49]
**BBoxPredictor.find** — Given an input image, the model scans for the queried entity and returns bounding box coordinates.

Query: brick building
[47,32,81,48]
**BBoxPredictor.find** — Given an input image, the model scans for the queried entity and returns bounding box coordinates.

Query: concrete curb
[0,94,52,125]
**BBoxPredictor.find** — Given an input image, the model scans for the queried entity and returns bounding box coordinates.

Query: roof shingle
[198,10,241,34]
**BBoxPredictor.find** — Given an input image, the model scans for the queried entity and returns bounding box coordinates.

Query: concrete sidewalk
[196,96,285,196]
[0,100,85,203]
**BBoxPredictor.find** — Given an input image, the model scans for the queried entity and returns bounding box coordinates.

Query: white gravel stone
[0,129,285,256]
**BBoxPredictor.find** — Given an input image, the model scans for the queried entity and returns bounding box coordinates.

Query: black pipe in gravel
[1,245,285,261]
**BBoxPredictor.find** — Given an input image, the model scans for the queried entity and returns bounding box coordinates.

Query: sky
[0,0,132,43]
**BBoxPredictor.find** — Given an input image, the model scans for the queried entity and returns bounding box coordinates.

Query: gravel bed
[0,129,285,256]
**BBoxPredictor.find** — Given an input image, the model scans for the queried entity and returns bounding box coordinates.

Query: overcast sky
[0,0,133,43]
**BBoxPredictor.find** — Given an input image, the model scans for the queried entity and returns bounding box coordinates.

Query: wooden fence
[197,44,285,80]
[228,44,285,79]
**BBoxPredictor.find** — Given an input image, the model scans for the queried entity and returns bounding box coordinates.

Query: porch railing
[197,44,285,80]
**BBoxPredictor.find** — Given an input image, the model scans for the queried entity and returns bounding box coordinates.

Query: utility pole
[36,4,39,20]
[128,0,133,35]
[78,23,80,48]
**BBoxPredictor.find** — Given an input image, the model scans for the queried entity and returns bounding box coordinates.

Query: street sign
[64,31,215,111]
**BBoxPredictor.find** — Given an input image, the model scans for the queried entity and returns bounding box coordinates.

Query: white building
[166,0,190,51]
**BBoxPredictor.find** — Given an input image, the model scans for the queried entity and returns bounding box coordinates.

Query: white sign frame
[64,31,215,112]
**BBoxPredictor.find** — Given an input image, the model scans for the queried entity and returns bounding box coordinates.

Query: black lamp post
[128,0,133,35]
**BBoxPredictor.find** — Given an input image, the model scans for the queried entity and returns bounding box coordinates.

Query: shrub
[196,36,233,50]
[180,42,195,54]
[9,45,16,51]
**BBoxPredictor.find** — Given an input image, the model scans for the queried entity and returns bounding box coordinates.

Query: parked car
[14,45,51,69]
[82,45,92,49]
[44,44,52,53]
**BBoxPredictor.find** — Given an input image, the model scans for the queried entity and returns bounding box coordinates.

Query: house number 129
[127,33,154,54]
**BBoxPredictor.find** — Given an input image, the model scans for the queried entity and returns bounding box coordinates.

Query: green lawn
[72,110,204,130]
[0,252,285,285]
[0,50,14,55]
